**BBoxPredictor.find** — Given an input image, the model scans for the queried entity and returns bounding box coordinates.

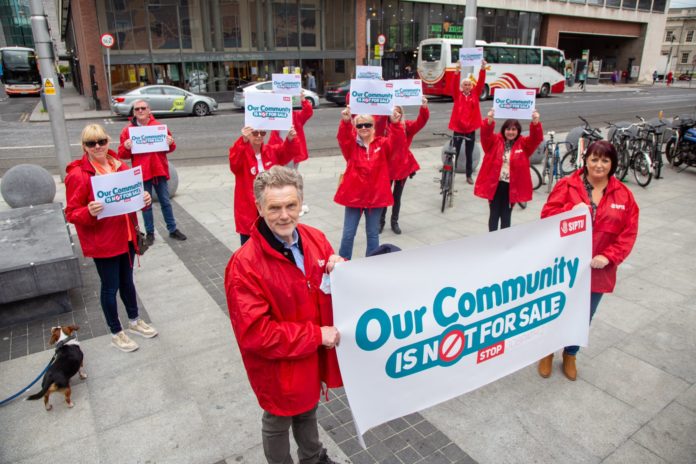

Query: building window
[666,31,674,42]
[652,0,667,12]
[220,0,241,48]
[622,0,637,9]
[681,52,690,64]
[148,1,181,50]
[605,0,621,8]
[687,31,695,42]
[638,0,651,10]
[274,1,299,48]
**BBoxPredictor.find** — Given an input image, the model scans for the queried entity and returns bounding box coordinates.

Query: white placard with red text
[356,65,382,80]
[128,125,169,154]
[390,79,423,106]
[272,73,302,95]
[244,92,293,130]
[91,167,145,219]
[459,47,484,67]
[331,209,592,447]
[493,88,536,120]
[349,79,394,116]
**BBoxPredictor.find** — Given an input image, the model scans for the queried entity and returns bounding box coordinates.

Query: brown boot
[537,353,554,378]
[562,352,577,381]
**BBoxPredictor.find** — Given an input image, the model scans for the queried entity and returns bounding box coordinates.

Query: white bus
[417,39,566,100]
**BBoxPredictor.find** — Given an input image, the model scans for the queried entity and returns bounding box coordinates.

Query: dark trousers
[453,131,475,177]
[380,178,407,225]
[488,181,512,231]
[93,244,139,334]
[262,404,322,464]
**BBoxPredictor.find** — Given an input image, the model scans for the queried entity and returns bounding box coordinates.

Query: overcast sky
[670,0,696,8]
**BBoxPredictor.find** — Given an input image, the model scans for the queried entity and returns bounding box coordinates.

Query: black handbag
[135,227,149,255]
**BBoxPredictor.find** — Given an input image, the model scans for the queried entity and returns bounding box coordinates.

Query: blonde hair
[80,124,110,145]
[354,114,375,126]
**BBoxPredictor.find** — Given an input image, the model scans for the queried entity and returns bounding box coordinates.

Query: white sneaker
[128,319,159,338]
[299,204,310,216]
[111,331,139,352]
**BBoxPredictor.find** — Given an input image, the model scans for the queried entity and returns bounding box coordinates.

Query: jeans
[488,181,512,231]
[339,207,383,260]
[380,178,407,224]
[564,292,603,355]
[453,131,475,177]
[143,177,177,234]
[93,244,139,334]
[262,405,322,464]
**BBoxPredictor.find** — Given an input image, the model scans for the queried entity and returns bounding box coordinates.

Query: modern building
[60,0,669,110]
[661,7,696,78]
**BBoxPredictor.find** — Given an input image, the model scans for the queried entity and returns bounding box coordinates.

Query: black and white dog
[26,325,87,410]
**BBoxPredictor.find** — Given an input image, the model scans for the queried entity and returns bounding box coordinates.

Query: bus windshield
[1,49,41,85]
[421,44,441,63]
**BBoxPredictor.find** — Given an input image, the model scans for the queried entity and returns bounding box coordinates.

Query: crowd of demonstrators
[229,126,299,246]
[538,140,639,380]
[225,166,342,464]
[65,124,158,353]
[380,97,430,235]
[475,109,543,231]
[448,61,487,185]
[334,106,406,259]
[117,99,187,245]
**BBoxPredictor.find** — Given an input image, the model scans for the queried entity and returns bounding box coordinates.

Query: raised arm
[406,98,430,138]
[337,106,356,161]
[522,111,543,156]
[480,110,497,154]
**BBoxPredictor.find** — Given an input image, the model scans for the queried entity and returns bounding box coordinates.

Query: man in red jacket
[118,100,186,245]
[226,166,343,464]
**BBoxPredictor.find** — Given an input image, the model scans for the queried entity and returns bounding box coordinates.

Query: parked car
[110,85,218,117]
[325,80,350,106]
[232,81,320,109]
[678,73,693,81]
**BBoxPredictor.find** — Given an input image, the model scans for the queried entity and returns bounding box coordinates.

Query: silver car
[110,85,218,117]
[233,81,320,109]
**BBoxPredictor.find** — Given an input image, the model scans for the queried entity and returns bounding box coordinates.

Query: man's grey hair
[253,166,304,205]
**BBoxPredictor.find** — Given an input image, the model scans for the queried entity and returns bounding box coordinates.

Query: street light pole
[460,0,478,85]
[664,35,675,79]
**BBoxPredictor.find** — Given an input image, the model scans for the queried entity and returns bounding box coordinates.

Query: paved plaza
[1,142,695,464]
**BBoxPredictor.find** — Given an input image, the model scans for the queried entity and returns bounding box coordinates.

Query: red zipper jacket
[225,222,342,416]
[117,114,176,182]
[64,151,141,258]
[334,119,406,208]
[541,170,639,293]
[448,67,487,134]
[228,136,299,235]
[388,105,429,181]
[474,118,544,203]
[268,99,313,163]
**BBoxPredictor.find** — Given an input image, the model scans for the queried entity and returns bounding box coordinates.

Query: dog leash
[0,334,76,407]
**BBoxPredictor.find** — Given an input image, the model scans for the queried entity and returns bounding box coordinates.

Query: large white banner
[244,92,293,130]
[356,65,382,80]
[272,73,302,95]
[349,79,394,116]
[91,167,145,219]
[128,125,169,154]
[390,79,423,106]
[493,88,536,120]
[331,209,592,446]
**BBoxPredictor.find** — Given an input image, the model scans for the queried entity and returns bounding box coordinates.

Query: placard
[356,65,382,80]
[91,167,145,219]
[459,47,484,67]
[244,92,293,130]
[493,88,536,120]
[349,79,394,116]
[272,73,302,95]
[390,79,423,106]
[128,125,169,154]
[331,209,592,446]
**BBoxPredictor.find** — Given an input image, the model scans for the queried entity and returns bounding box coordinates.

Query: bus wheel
[539,84,550,98]
[479,84,489,101]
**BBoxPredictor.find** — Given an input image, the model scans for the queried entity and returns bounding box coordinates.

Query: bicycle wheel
[560,150,577,175]
[440,170,451,213]
[632,151,652,187]
[615,144,629,181]
[530,165,542,190]
[665,139,677,165]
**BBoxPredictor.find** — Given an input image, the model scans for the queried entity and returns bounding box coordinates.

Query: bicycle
[434,133,470,213]
[540,131,573,193]
[560,116,603,175]
[636,116,666,180]
[606,121,641,181]
[624,119,654,187]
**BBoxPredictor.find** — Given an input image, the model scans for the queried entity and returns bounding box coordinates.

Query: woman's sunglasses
[251,131,267,137]
[84,139,109,148]
[355,123,373,129]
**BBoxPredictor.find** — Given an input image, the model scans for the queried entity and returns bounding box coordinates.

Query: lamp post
[664,35,675,79]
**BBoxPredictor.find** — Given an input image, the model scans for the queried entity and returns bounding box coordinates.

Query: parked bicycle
[540,131,573,192]
[561,116,603,175]
[606,121,640,181]
[624,118,655,187]
[434,133,470,213]
[665,115,696,169]
[636,117,666,180]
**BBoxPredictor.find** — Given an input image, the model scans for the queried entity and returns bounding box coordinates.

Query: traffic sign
[100,33,115,48]
[377,34,386,46]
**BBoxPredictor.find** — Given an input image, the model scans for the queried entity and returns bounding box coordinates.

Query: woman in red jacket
[380,97,429,235]
[335,106,405,259]
[537,141,639,380]
[229,126,299,246]
[448,62,487,184]
[65,124,157,353]
[475,109,543,231]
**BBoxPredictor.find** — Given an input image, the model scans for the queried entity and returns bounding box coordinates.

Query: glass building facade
[0,0,34,48]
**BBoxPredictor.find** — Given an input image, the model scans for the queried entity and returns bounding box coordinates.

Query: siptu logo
[559,215,586,237]
[134,168,141,175]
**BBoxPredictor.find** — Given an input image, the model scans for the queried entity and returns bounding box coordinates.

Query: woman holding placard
[380,97,430,235]
[537,140,639,380]
[475,109,543,231]
[335,106,405,259]
[65,124,157,353]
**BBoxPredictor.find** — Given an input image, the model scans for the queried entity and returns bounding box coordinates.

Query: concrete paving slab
[11,435,101,464]
[632,402,696,464]
[595,294,663,334]
[676,383,696,414]
[601,439,668,464]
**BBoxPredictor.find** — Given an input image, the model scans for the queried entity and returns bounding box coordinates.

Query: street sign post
[101,33,114,103]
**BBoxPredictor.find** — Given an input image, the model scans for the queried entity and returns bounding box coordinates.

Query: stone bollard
[1,164,56,208]
[152,162,179,202]
[442,141,481,174]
